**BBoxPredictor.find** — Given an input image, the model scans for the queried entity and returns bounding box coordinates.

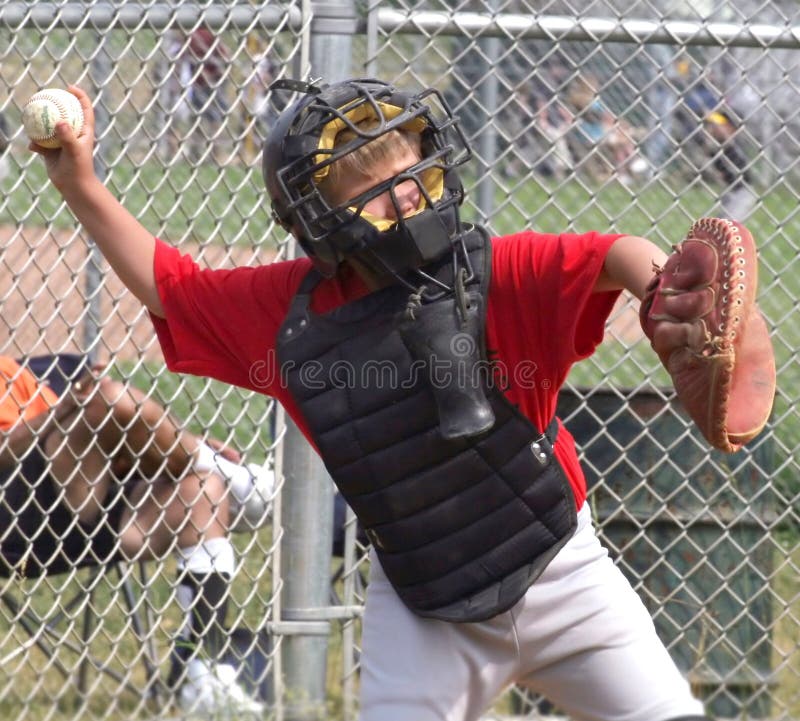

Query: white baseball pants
[358,503,706,721]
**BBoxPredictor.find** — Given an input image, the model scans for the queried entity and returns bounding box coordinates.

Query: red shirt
[152,230,622,509]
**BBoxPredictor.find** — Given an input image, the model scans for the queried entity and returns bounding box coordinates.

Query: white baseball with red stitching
[22,88,84,149]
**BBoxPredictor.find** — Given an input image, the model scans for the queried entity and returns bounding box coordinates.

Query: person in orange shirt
[0,355,270,717]
[0,356,59,428]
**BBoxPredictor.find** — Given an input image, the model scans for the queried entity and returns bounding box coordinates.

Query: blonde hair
[319,121,422,205]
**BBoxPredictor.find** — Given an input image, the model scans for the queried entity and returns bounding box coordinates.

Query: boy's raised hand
[28,85,96,195]
[26,84,163,316]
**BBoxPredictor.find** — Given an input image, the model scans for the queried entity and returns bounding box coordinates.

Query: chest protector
[276,228,577,622]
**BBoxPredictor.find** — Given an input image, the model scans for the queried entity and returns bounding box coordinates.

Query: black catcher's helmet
[262,78,472,285]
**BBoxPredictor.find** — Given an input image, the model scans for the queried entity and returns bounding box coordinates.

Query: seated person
[567,75,647,183]
[0,354,274,717]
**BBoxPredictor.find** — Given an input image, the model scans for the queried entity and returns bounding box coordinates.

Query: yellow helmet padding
[313,101,444,228]
[359,210,403,232]
[314,100,427,180]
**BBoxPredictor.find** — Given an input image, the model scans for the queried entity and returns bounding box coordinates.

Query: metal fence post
[475,0,500,228]
[279,419,336,721]
[279,3,356,720]
[309,0,356,82]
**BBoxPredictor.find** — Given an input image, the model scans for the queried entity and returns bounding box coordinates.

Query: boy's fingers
[66,84,94,136]
[54,121,77,147]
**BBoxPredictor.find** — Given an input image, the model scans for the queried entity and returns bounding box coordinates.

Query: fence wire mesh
[0,1,798,720]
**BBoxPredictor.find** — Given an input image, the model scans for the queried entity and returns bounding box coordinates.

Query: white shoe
[228,463,275,533]
[177,659,265,718]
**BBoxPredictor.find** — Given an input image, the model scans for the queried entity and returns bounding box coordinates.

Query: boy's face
[332,144,422,222]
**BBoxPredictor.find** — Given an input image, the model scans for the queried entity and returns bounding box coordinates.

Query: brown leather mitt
[639,218,776,453]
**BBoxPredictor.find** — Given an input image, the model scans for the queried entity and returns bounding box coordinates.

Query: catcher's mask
[263,78,472,293]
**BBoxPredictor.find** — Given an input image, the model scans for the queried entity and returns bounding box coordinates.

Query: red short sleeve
[151,239,311,393]
[488,231,623,374]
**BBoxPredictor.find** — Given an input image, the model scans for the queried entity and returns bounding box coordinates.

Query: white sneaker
[177,659,265,718]
[228,463,275,533]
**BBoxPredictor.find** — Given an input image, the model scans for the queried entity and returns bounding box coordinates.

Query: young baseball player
[31,79,773,721]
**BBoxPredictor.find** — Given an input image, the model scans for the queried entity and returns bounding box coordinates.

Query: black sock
[169,570,230,688]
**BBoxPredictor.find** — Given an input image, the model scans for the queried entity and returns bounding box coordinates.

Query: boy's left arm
[594,234,667,299]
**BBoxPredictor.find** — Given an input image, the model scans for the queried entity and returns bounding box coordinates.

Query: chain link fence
[0,1,797,720]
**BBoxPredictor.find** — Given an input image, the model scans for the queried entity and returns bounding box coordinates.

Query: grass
[772,542,800,718]
[4,148,279,249]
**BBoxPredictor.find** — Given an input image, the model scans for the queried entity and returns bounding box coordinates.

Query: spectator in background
[509,87,574,182]
[184,28,231,161]
[250,53,279,139]
[705,109,756,220]
[157,29,193,158]
[535,101,574,180]
[0,355,272,717]
[672,59,721,139]
[567,75,648,184]
[246,53,291,138]
[507,59,575,182]
[672,60,755,220]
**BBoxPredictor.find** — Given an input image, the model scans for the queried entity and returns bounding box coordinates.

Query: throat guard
[276,229,577,621]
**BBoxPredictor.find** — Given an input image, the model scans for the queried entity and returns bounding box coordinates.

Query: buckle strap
[531,417,559,466]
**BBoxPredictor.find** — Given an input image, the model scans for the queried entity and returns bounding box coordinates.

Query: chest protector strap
[276,228,577,621]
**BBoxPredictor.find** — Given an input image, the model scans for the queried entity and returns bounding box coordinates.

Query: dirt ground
[0,224,279,364]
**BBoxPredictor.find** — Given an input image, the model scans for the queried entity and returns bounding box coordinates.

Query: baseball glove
[639,218,776,453]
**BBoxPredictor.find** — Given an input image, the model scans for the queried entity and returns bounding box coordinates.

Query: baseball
[22,88,84,149]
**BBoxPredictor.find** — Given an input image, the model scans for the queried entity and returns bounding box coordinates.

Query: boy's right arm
[29,86,165,318]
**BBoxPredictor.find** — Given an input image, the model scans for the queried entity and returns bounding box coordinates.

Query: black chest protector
[276,228,577,622]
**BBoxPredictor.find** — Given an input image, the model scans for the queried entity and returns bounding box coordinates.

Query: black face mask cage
[277,83,471,245]
[265,78,475,285]
[309,154,476,301]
